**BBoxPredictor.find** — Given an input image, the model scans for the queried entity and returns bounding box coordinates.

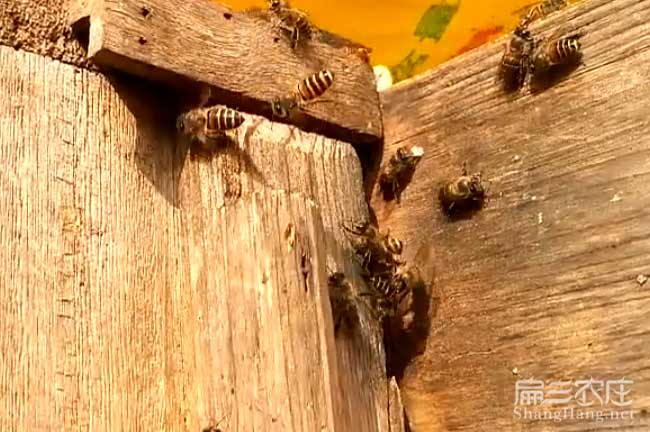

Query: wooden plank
[68,0,383,146]
[388,377,407,432]
[372,0,650,430]
[0,0,91,67]
[0,45,388,431]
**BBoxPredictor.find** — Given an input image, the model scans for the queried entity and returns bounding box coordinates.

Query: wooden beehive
[1,0,649,430]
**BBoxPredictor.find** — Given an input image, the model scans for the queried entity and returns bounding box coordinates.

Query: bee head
[514,25,531,40]
[469,174,486,195]
[268,0,282,10]
[271,97,296,119]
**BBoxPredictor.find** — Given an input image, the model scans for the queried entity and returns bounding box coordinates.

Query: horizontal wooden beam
[68,0,382,146]
[372,0,650,429]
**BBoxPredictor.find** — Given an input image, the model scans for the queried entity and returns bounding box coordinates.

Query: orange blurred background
[226,0,579,83]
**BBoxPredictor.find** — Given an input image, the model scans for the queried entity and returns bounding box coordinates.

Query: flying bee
[385,243,435,376]
[176,105,245,146]
[530,31,583,75]
[379,145,425,202]
[268,0,313,49]
[439,166,487,217]
[271,70,335,119]
[519,0,568,28]
[498,26,534,91]
[327,271,359,335]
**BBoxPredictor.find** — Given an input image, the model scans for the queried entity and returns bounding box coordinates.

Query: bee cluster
[339,222,427,363]
[499,0,584,92]
[176,0,351,148]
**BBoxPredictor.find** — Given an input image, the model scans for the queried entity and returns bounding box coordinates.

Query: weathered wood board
[373,0,650,430]
[0,45,389,431]
[0,0,91,67]
[68,0,383,146]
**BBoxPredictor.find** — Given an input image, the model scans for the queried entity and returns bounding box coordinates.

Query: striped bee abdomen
[206,107,245,131]
[521,0,567,27]
[555,37,581,60]
[297,70,334,102]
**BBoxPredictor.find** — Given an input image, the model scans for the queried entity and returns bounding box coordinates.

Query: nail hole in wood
[223,12,232,19]
[138,36,147,45]
[141,6,152,18]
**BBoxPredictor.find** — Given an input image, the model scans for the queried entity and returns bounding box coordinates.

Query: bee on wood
[343,221,403,273]
[297,70,335,103]
[176,105,245,146]
[270,70,335,119]
[268,0,313,49]
[498,26,535,91]
[439,166,487,217]
[328,271,359,335]
[530,31,583,75]
[379,145,424,202]
[519,0,568,28]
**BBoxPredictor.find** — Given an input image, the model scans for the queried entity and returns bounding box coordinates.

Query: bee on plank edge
[271,69,335,120]
[378,145,425,203]
[267,0,314,50]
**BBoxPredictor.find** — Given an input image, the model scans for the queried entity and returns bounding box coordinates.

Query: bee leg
[392,179,401,203]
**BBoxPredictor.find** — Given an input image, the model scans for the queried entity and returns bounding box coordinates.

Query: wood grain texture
[0,0,91,67]
[373,0,650,430]
[0,45,388,431]
[70,0,382,146]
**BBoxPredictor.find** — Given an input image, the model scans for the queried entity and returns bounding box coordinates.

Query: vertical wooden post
[0,44,391,431]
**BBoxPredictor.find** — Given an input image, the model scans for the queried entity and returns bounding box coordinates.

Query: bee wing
[411,241,437,295]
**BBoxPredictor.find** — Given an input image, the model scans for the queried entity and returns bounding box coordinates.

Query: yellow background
[226,1,575,81]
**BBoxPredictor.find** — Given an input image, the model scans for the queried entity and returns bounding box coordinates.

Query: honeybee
[343,221,403,274]
[530,31,583,75]
[327,272,358,335]
[270,70,335,119]
[297,70,335,103]
[498,26,534,91]
[176,105,245,146]
[519,0,568,28]
[379,145,424,202]
[357,241,433,375]
[439,166,487,217]
[268,0,313,49]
